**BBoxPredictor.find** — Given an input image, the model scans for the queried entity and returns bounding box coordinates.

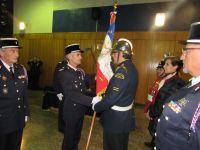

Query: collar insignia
[2,75,7,81]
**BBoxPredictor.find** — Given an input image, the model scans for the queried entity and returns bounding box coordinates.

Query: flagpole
[85,1,118,150]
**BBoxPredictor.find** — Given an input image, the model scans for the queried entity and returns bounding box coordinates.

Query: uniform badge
[168,101,181,113]
[2,75,7,81]
[113,86,119,91]
[177,98,188,107]
[18,75,26,79]
[2,88,8,94]
[115,73,124,79]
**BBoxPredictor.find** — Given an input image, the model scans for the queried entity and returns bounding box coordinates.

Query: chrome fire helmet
[112,38,133,56]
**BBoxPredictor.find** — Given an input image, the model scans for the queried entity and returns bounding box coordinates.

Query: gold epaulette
[116,64,127,73]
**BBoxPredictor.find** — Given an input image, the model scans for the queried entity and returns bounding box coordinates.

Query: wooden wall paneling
[39,39,54,87]
[151,32,176,41]
[25,33,52,39]
[53,32,67,39]
[64,39,81,46]
[81,32,96,40]
[133,32,176,41]
[96,32,106,40]
[18,39,30,69]
[28,39,41,59]
[151,40,175,58]
[94,39,104,69]
[66,32,81,40]
[132,39,153,104]
[174,32,192,81]
[52,39,66,66]
[80,39,96,74]
[42,33,53,39]
[174,42,183,56]
[175,32,188,41]
[133,32,157,40]
[174,32,188,56]
[114,32,133,40]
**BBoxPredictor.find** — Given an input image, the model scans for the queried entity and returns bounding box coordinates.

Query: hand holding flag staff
[85,1,118,149]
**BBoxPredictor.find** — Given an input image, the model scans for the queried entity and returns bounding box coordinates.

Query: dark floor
[21,90,151,150]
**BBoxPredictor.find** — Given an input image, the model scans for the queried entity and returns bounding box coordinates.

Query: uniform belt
[111,103,133,111]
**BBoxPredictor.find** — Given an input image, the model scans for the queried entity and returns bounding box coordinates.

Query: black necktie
[10,66,14,78]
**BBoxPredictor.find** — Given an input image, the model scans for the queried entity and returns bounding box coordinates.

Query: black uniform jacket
[94,60,138,133]
[149,74,185,118]
[57,65,93,121]
[53,60,67,94]
[0,60,29,134]
[156,83,200,150]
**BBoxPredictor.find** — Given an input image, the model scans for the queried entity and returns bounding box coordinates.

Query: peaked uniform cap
[64,44,83,55]
[179,22,200,45]
[0,38,22,49]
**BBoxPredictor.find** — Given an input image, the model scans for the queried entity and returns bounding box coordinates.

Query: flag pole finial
[114,0,118,12]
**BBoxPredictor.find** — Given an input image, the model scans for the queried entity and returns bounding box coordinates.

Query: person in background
[144,60,166,148]
[93,38,138,150]
[27,57,42,90]
[155,21,200,150]
[148,56,186,149]
[0,38,29,150]
[57,44,101,150]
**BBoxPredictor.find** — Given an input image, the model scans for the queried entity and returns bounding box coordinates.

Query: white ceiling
[54,0,180,10]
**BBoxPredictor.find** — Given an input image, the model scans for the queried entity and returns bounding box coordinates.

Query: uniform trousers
[58,100,65,133]
[62,116,84,150]
[103,130,129,150]
[0,129,23,150]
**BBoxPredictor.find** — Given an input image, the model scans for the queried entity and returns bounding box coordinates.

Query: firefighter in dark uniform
[53,58,68,133]
[57,44,101,150]
[93,38,138,150]
[0,38,29,150]
[27,57,42,90]
[155,22,200,150]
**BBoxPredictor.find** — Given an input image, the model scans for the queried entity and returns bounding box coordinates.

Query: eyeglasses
[182,48,200,52]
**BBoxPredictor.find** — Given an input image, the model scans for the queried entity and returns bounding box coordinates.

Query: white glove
[25,116,28,122]
[57,93,63,101]
[92,96,102,105]
[92,103,95,111]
